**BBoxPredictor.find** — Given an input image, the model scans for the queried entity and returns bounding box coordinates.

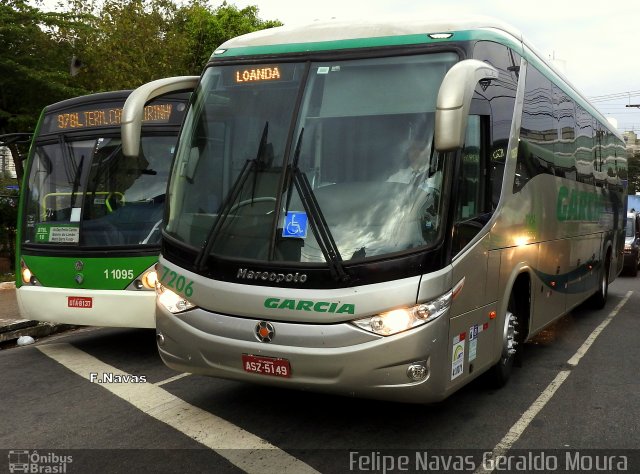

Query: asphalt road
[1,277,639,473]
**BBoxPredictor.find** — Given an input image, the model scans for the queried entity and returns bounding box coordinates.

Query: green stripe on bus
[21,254,157,290]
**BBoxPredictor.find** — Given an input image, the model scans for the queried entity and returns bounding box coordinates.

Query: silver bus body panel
[159,257,452,323]
[145,20,626,402]
[157,301,455,403]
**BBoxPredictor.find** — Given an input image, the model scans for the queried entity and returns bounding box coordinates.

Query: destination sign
[55,103,173,130]
[230,64,295,85]
[235,66,282,83]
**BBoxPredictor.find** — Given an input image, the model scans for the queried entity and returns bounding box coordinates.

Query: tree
[0,169,19,268]
[0,0,87,177]
[169,1,282,75]
[627,148,640,195]
[55,0,282,90]
[0,0,282,160]
[57,0,182,91]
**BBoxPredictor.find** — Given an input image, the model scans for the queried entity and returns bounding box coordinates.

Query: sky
[225,0,640,134]
[40,0,640,134]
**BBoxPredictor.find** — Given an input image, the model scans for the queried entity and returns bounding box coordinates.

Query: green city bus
[17,90,190,328]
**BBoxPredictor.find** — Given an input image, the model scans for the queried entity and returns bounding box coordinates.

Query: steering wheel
[228,197,277,215]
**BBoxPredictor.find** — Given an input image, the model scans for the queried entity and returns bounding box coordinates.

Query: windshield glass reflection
[167,53,457,264]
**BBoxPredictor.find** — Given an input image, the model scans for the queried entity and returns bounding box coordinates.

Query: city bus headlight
[156,281,196,314]
[139,268,158,290]
[352,290,452,336]
[129,265,159,291]
[20,259,40,286]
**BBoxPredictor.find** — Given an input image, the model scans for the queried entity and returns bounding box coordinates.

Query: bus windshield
[22,135,175,247]
[167,52,458,265]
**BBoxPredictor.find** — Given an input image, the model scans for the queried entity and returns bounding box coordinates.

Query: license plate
[68,296,93,308]
[242,354,291,378]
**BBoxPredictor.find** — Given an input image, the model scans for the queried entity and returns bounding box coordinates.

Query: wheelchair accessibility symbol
[282,212,308,238]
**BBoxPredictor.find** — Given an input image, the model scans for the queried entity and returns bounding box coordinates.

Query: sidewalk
[0,281,73,346]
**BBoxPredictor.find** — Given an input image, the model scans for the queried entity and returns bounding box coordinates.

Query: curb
[0,321,76,345]
[0,281,16,290]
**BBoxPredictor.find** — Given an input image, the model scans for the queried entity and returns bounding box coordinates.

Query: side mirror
[434,60,499,152]
[121,76,199,158]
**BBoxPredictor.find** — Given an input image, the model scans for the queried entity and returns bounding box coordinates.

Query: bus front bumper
[17,285,156,328]
[156,305,455,403]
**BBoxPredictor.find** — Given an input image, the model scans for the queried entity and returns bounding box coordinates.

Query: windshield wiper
[251,121,269,203]
[86,143,123,211]
[194,157,254,271]
[64,136,85,210]
[194,122,269,271]
[285,130,349,283]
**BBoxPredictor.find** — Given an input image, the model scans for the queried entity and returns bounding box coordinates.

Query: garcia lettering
[264,297,355,315]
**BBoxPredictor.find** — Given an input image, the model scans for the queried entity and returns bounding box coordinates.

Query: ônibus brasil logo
[8,450,72,473]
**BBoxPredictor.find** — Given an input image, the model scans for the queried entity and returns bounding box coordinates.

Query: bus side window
[452,115,491,254]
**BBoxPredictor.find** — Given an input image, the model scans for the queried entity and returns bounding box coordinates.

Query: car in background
[624,211,640,276]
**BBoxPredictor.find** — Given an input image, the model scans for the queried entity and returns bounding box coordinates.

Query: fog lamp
[407,363,428,382]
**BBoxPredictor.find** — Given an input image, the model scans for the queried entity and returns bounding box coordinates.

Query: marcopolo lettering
[237,268,307,283]
[264,297,355,315]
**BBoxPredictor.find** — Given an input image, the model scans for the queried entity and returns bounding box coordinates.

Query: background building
[0,147,17,179]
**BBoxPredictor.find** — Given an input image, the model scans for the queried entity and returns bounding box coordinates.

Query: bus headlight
[156,281,196,314]
[129,266,159,291]
[20,260,40,286]
[140,268,158,289]
[352,290,452,336]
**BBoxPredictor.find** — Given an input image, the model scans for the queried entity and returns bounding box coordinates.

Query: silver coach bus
[122,18,626,403]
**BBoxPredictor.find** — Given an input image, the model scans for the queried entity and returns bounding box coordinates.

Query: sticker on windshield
[282,212,308,239]
[70,207,82,222]
[35,224,79,243]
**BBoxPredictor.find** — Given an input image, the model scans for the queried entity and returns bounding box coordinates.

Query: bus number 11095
[104,269,135,280]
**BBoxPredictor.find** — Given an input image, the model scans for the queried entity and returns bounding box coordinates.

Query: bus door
[449,116,499,379]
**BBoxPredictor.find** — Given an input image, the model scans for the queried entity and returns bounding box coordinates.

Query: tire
[590,255,610,309]
[488,293,522,387]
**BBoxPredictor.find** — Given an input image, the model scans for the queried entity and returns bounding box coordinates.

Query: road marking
[476,291,632,474]
[154,372,190,386]
[38,343,318,474]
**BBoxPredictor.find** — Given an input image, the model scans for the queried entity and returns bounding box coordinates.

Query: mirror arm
[121,76,199,157]
[434,60,499,152]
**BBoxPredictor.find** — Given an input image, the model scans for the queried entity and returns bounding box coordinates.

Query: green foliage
[60,0,182,90]
[170,1,282,75]
[52,0,282,88]
[0,0,87,135]
[0,182,18,269]
[0,0,280,186]
[0,0,281,131]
